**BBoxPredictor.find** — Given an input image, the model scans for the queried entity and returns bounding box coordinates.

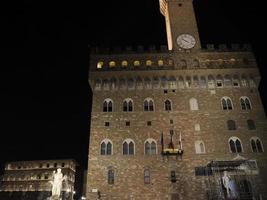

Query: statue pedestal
[50,196,61,200]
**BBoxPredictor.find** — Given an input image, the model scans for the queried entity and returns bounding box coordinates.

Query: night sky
[1,0,267,192]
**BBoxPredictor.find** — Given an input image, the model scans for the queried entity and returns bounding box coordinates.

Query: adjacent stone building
[87,0,267,199]
[0,159,77,200]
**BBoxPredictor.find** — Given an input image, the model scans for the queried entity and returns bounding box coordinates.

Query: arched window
[144,169,150,184]
[121,60,128,67]
[221,97,233,110]
[109,61,116,68]
[164,100,172,111]
[103,99,113,112]
[97,61,104,69]
[108,168,114,184]
[146,60,152,67]
[189,98,199,111]
[158,60,164,67]
[144,139,157,155]
[100,139,112,155]
[134,60,141,67]
[240,97,251,110]
[195,141,205,154]
[122,139,135,155]
[229,137,243,153]
[144,98,154,111]
[250,137,263,153]
[123,98,133,112]
[247,119,256,130]
[227,120,236,130]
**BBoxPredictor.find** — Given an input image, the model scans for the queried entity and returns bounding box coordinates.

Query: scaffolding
[206,160,260,200]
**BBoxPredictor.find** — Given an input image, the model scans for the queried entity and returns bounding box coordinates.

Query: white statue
[50,168,66,198]
[222,171,239,199]
[222,171,231,198]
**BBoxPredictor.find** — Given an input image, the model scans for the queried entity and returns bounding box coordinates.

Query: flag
[160,132,164,145]
[179,132,183,149]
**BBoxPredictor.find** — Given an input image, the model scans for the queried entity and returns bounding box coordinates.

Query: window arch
[107,168,114,184]
[146,60,152,67]
[103,99,113,112]
[229,137,243,153]
[133,60,141,67]
[158,60,164,67]
[164,99,172,111]
[123,98,133,112]
[97,61,104,69]
[240,97,251,110]
[144,169,150,184]
[144,98,154,111]
[144,139,157,155]
[189,98,199,111]
[121,60,128,67]
[250,137,264,153]
[241,75,248,87]
[123,139,135,155]
[247,119,256,130]
[109,61,116,68]
[195,141,205,154]
[100,139,112,155]
[221,97,233,110]
[227,120,236,130]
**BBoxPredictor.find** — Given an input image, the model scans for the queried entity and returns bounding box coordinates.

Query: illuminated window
[121,60,128,67]
[158,60,164,66]
[241,75,248,87]
[229,137,243,153]
[229,58,236,65]
[134,60,140,67]
[146,60,152,66]
[216,75,223,87]
[109,61,116,68]
[97,61,104,69]
[233,75,240,87]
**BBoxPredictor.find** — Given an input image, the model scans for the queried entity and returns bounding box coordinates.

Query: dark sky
[1,0,267,190]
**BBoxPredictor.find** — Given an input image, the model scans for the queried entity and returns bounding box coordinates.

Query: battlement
[90,45,169,55]
[89,43,253,55]
[202,43,252,52]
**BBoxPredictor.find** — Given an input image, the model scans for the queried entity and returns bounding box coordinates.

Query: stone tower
[86,1,267,199]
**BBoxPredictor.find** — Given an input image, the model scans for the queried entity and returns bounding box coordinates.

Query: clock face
[176,34,196,49]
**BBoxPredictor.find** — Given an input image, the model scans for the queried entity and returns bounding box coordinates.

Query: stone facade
[87,0,267,199]
[0,159,77,199]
